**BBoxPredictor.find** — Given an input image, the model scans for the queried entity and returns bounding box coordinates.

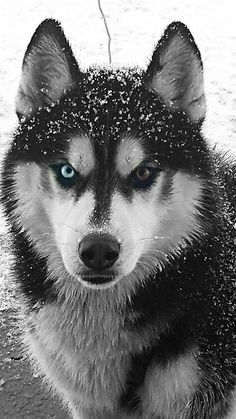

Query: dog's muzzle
[79,234,120,285]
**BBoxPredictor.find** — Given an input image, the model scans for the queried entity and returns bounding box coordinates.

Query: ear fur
[144,21,206,124]
[16,19,81,119]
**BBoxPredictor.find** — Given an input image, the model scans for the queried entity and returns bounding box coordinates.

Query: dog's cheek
[12,164,57,257]
[46,190,96,275]
[46,195,75,243]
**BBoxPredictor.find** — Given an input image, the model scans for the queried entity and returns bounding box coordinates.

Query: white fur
[226,389,236,419]
[116,136,145,177]
[140,350,199,418]
[23,290,164,418]
[12,163,59,261]
[47,188,96,279]
[68,136,95,176]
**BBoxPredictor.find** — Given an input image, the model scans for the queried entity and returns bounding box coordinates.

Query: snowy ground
[0,0,236,304]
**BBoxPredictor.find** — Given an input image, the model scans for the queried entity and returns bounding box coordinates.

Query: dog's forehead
[66,69,154,174]
[76,69,171,148]
[78,69,144,134]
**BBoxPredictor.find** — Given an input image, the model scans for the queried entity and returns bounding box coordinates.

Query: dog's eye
[61,164,75,179]
[136,167,152,181]
[129,165,161,189]
[51,163,77,188]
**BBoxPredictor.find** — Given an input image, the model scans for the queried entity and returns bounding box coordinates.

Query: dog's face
[4,20,209,291]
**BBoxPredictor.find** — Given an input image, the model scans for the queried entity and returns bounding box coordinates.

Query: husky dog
[1,19,236,419]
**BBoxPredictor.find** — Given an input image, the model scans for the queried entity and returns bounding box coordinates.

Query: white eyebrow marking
[116,136,145,176]
[68,135,95,176]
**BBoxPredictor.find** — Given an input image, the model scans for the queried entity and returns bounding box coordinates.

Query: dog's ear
[144,21,206,124]
[16,19,80,120]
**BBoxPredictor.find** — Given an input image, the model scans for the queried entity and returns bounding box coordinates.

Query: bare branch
[98,0,112,65]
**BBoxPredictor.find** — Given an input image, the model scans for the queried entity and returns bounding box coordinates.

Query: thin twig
[98,0,112,65]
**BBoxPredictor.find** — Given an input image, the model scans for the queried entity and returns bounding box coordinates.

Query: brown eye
[129,164,162,190]
[136,167,151,181]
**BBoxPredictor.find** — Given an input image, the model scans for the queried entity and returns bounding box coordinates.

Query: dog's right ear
[16,19,80,120]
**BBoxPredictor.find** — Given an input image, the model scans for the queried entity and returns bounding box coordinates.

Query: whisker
[59,222,79,233]
[145,247,168,257]
[138,235,171,242]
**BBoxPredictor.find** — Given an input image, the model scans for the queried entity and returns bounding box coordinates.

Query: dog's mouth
[79,269,118,287]
[81,274,115,285]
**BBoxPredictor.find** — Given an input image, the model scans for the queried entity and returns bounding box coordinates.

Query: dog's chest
[27,299,135,410]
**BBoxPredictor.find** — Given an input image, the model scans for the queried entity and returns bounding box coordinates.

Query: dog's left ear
[16,19,81,120]
[144,22,206,124]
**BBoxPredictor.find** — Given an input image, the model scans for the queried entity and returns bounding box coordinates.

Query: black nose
[79,235,120,272]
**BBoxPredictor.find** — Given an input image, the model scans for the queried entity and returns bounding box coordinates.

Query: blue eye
[52,163,77,188]
[129,165,161,190]
[61,164,75,179]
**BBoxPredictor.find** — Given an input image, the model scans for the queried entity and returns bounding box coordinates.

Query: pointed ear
[144,21,206,124]
[16,19,81,119]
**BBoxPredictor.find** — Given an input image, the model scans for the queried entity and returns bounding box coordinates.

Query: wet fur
[1,19,236,419]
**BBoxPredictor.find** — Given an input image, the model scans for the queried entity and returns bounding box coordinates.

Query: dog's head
[4,19,210,292]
